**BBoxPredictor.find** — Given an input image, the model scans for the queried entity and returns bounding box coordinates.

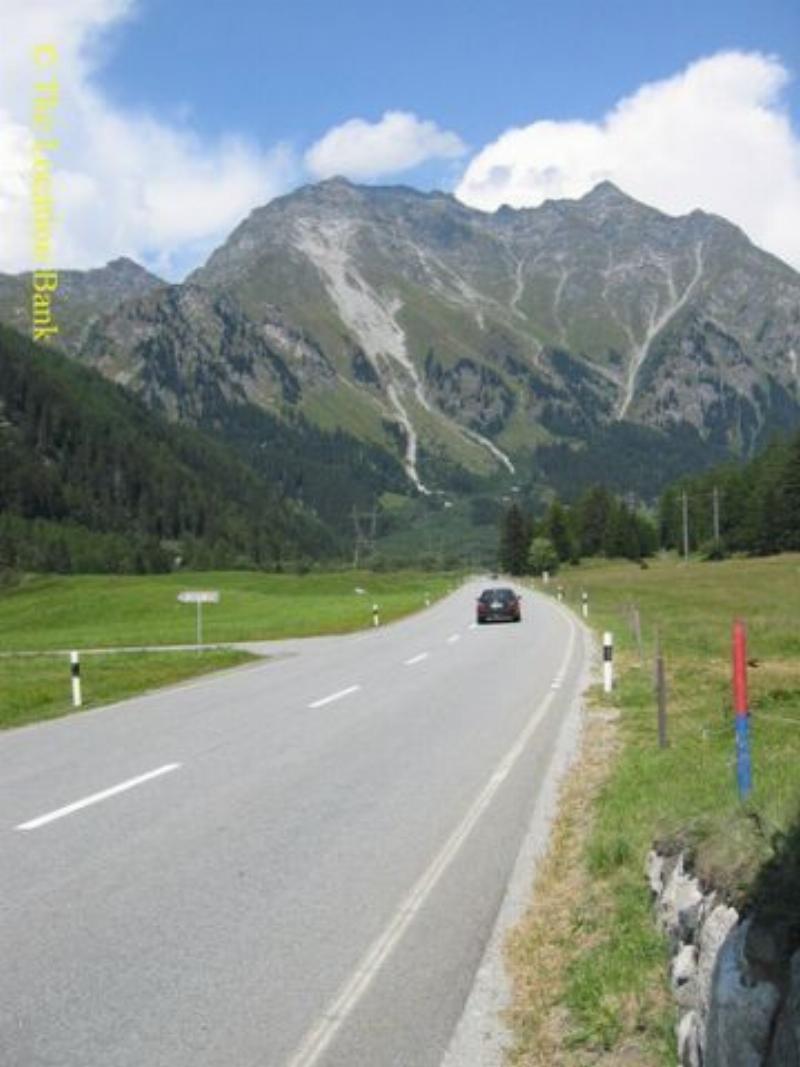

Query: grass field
[0,649,255,730]
[506,553,800,1065]
[0,569,457,652]
[0,568,458,728]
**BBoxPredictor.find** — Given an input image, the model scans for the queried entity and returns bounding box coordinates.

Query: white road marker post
[581,591,589,619]
[70,650,82,708]
[424,591,431,607]
[603,631,614,694]
[372,603,380,627]
[557,585,564,602]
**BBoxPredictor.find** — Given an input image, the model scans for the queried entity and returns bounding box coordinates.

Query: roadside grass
[0,570,457,651]
[0,649,256,730]
[506,554,800,1065]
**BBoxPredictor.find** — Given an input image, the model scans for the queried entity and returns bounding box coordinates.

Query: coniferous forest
[3,320,799,577]
[498,431,800,574]
[0,324,334,573]
[658,434,800,557]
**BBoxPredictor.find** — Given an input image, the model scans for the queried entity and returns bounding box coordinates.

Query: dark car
[476,587,522,624]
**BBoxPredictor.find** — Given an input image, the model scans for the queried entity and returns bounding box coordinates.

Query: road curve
[0,579,589,1067]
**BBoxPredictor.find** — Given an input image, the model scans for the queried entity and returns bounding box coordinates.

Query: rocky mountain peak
[103,256,162,281]
[579,179,635,205]
[2,177,798,502]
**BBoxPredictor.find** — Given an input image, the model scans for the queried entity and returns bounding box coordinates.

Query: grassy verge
[0,649,256,730]
[0,569,458,651]
[506,554,800,1065]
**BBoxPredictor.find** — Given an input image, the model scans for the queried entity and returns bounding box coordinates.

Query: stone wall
[646,849,799,1066]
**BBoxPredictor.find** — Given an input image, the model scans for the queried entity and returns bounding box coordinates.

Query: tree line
[499,429,800,574]
[658,432,800,557]
[499,487,657,575]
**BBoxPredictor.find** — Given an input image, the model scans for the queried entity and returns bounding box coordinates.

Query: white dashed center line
[446,634,461,644]
[15,763,182,831]
[308,685,361,709]
[404,653,429,666]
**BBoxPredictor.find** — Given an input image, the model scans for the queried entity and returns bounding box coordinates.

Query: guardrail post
[70,650,82,707]
[603,632,613,694]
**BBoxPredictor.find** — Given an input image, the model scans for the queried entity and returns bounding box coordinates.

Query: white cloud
[456,52,800,270]
[0,0,297,278]
[305,110,466,181]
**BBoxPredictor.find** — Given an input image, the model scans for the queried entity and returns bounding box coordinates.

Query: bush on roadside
[528,536,559,576]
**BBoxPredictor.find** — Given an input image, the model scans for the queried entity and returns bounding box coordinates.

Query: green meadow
[0,569,458,727]
[0,649,255,731]
[0,569,457,652]
[508,554,800,1064]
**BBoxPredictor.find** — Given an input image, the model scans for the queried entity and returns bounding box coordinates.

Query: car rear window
[480,589,515,602]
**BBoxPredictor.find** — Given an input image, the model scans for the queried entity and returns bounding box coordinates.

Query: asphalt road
[1,580,589,1067]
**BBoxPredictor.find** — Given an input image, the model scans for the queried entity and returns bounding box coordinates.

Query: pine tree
[576,486,614,556]
[499,504,530,575]
[544,500,575,562]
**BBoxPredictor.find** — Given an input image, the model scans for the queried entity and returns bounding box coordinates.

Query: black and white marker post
[372,603,380,627]
[603,631,614,694]
[70,650,82,708]
[581,591,589,619]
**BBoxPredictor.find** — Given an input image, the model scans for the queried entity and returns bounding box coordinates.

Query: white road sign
[177,591,220,604]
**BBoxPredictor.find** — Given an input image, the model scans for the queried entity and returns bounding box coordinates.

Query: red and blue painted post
[732,619,753,799]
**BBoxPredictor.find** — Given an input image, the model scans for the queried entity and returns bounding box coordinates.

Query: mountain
[2,180,799,514]
[189,177,800,488]
[0,324,334,572]
[0,257,164,355]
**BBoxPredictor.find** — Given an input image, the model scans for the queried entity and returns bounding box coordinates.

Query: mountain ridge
[1,180,798,512]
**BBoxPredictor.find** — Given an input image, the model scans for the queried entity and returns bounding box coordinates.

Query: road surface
[1,580,589,1067]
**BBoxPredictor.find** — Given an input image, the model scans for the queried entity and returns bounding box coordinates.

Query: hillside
[0,324,334,571]
[0,257,165,355]
[1,180,798,526]
[189,179,800,484]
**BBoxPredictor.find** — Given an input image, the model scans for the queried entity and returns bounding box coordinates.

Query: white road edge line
[15,763,182,832]
[404,652,429,666]
[285,619,578,1067]
[308,685,361,709]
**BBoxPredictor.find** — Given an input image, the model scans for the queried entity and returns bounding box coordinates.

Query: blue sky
[3,0,800,276]
[104,0,800,185]
[103,0,797,168]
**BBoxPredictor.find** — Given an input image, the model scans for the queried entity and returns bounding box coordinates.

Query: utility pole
[352,506,378,568]
[712,486,720,546]
[682,490,689,562]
